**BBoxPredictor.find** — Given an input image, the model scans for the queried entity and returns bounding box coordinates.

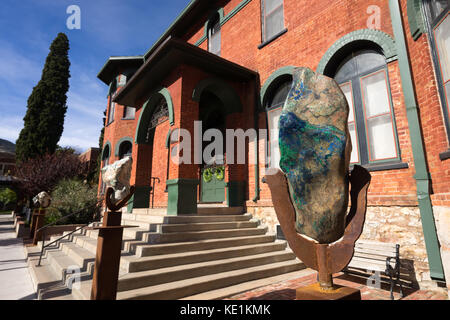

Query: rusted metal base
[264,165,371,291]
[296,283,361,300]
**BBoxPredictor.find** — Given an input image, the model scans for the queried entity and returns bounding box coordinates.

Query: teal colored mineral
[279,67,352,244]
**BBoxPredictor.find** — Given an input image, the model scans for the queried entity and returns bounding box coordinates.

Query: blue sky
[0,0,190,152]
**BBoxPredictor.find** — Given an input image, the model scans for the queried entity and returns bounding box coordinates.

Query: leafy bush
[16,150,89,198]
[48,179,101,225]
[0,188,17,209]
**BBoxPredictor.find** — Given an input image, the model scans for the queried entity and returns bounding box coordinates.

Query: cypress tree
[16,33,71,163]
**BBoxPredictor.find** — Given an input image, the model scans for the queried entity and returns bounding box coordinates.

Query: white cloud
[0,40,42,84]
[0,116,23,143]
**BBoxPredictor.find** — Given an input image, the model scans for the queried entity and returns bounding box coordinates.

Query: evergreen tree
[16,33,71,163]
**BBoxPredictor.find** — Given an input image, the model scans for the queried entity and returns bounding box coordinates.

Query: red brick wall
[398,0,450,207]
[101,0,449,210]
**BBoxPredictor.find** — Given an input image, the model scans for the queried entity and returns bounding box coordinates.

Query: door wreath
[202,168,213,183]
[215,166,225,181]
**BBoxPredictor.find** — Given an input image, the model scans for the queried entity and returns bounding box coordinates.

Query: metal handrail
[37,198,104,266]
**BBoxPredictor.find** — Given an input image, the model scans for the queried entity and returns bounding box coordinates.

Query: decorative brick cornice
[317,29,398,75]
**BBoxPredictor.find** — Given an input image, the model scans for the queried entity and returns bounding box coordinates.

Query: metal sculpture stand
[90,186,135,300]
[264,165,371,300]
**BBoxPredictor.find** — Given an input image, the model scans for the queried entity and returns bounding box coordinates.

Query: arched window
[334,49,399,165]
[265,76,293,169]
[145,96,169,144]
[208,14,221,56]
[118,141,132,159]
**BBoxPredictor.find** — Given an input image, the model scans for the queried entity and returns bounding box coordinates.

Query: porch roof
[113,37,258,107]
[97,56,144,85]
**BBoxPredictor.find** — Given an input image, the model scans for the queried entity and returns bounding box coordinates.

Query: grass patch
[0,210,12,215]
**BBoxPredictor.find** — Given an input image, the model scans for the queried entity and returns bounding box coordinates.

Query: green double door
[200,167,226,203]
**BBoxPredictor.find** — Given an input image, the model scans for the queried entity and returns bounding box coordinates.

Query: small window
[265,77,293,169]
[262,0,285,42]
[107,101,115,124]
[208,15,221,56]
[107,78,117,125]
[118,141,132,159]
[123,106,135,119]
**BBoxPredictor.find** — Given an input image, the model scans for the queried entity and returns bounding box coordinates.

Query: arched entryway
[199,91,227,203]
[131,88,173,210]
[192,78,244,205]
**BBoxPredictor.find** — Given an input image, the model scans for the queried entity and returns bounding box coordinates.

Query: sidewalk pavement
[0,213,36,300]
[226,269,448,300]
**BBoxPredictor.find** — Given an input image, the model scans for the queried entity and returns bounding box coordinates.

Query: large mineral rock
[33,191,51,208]
[279,67,352,244]
[101,157,133,203]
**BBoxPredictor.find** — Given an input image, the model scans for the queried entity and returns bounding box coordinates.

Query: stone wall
[360,206,430,286]
[433,206,450,293]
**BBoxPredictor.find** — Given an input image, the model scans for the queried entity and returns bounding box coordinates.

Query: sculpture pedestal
[296,282,361,300]
[89,210,136,300]
[31,209,46,245]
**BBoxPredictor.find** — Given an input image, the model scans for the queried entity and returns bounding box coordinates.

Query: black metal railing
[36,198,104,266]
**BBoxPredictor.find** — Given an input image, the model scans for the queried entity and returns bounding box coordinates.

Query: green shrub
[0,188,17,209]
[49,179,100,225]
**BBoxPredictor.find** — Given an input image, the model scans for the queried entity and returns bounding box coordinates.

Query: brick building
[97,0,449,288]
[0,138,16,178]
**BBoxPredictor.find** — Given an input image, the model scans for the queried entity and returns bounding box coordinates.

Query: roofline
[143,0,200,61]
[97,56,144,80]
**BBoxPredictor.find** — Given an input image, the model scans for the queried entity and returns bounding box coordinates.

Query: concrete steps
[121,240,287,272]
[142,226,268,243]
[117,259,303,300]
[117,249,297,292]
[134,234,277,257]
[28,208,305,300]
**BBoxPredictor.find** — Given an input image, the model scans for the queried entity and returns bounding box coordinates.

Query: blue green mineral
[278,67,352,244]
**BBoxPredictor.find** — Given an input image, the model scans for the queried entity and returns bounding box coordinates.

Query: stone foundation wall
[248,204,437,287]
[360,206,430,286]
[433,206,450,293]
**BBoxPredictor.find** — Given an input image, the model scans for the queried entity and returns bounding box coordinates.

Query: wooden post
[32,208,46,245]
[90,211,125,300]
[90,186,136,300]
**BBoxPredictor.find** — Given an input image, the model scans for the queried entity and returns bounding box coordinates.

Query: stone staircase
[26,207,306,300]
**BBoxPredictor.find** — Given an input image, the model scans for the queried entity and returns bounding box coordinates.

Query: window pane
[267,107,282,169]
[110,103,115,122]
[446,80,450,110]
[124,106,135,119]
[355,51,386,74]
[349,123,359,163]
[431,1,448,20]
[265,0,283,14]
[361,71,391,117]
[435,14,450,83]
[269,79,292,109]
[340,83,355,122]
[208,20,221,55]
[335,57,357,83]
[340,82,359,164]
[367,114,397,160]
[265,6,284,40]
